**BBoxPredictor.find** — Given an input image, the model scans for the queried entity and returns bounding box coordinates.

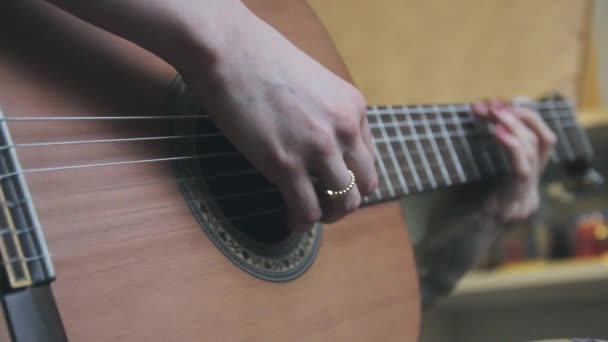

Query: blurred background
[309,0,608,340]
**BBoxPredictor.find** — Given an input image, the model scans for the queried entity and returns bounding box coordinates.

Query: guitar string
[3,101,578,149]
[12,113,577,236]
[0,143,516,265]
[0,109,580,198]
[0,99,574,121]
[0,100,580,263]
[2,139,515,240]
[3,111,580,177]
[0,130,576,261]
[5,137,508,211]
[18,138,508,192]
[1,100,579,153]
[28,136,506,204]
[0,101,580,240]
[4,128,502,176]
[6,114,578,149]
[0,144,506,253]
[1,105,579,199]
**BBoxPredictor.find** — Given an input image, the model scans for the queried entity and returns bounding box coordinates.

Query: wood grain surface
[309,0,590,105]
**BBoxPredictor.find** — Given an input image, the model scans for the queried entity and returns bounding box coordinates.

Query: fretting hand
[472,98,557,225]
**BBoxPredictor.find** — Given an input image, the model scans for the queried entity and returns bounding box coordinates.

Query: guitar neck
[363,94,594,204]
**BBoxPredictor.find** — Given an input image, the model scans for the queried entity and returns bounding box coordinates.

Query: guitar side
[0,1,421,341]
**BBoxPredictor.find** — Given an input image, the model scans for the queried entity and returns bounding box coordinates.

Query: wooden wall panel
[309,0,591,105]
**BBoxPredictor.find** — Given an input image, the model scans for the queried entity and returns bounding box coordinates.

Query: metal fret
[418,106,451,185]
[404,106,437,189]
[434,105,466,183]
[361,95,584,205]
[371,102,575,118]
[448,104,481,180]
[387,106,423,192]
[377,107,408,194]
[546,100,574,160]
[370,107,395,198]
[369,113,579,130]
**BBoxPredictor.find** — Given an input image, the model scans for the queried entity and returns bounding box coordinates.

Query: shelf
[435,255,608,311]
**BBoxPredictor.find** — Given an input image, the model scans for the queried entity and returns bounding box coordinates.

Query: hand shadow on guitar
[0,1,178,136]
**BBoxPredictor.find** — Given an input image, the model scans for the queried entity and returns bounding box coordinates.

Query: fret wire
[376,106,408,194]
[369,101,576,117]
[368,114,578,130]
[559,109,593,160]
[0,141,504,214]
[1,254,50,266]
[435,104,466,183]
[448,104,482,181]
[404,106,437,189]
[370,107,395,198]
[546,101,574,160]
[2,142,509,210]
[0,226,38,236]
[371,147,502,201]
[541,111,567,161]
[391,106,422,192]
[418,105,451,186]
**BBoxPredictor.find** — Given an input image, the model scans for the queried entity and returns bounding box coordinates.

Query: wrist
[167,0,254,77]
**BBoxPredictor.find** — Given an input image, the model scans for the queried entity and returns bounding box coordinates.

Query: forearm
[44,0,253,70]
[415,190,509,308]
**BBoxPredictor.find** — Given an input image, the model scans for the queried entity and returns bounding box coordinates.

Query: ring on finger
[324,170,356,199]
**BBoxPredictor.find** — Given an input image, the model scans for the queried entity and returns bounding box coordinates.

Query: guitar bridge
[0,108,55,292]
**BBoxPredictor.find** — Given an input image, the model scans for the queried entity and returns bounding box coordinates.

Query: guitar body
[0,1,420,341]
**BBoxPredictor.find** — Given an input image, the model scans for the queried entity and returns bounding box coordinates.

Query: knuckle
[312,130,337,158]
[336,114,361,143]
[352,91,367,115]
[269,151,298,177]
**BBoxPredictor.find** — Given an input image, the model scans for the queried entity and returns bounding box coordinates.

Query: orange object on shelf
[574,212,608,257]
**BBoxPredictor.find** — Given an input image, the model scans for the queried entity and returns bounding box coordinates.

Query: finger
[493,109,538,162]
[313,155,361,224]
[471,100,490,117]
[344,137,378,196]
[489,98,508,112]
[278,173,322,232]
[360,116,376,160]
[472,98,508,119]
[512,107,557,168]
[495,124,531,177]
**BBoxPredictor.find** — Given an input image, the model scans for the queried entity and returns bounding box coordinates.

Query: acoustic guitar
[0,1,593,341]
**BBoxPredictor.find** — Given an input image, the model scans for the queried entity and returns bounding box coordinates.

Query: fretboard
[362,94,593,204]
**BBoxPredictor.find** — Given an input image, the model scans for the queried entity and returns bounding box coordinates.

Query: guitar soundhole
[167,75,322,282]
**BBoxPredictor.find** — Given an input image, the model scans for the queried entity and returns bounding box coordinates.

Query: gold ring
[325,170,356,199]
